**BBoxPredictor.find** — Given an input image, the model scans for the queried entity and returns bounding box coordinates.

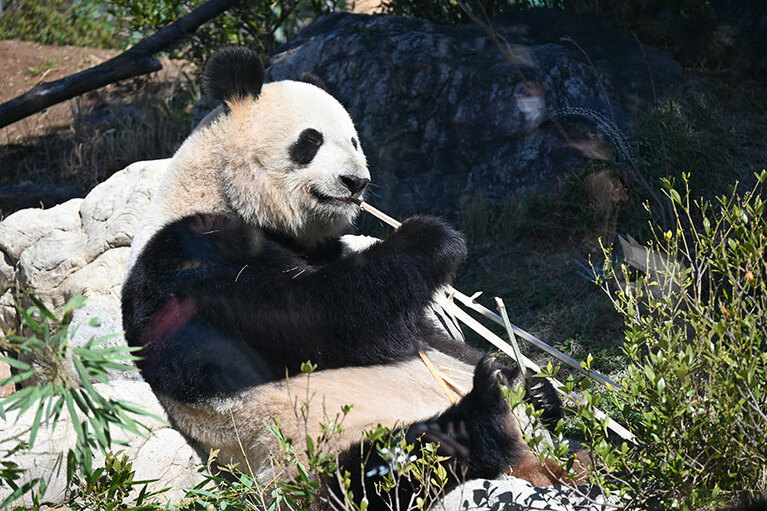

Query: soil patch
[1,40,120,144]
[0,40,195,215]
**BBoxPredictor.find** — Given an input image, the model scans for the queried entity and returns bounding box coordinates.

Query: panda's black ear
[203,47,265,103]
[300,72,327,91]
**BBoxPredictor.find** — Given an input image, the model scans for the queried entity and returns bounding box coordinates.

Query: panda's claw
[523,370,564,429]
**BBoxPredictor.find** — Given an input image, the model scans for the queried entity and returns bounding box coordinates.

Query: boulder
[0,159,169,350]
[264,11,682,217]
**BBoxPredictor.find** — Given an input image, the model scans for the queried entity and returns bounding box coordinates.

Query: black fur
[122,212,564,507]
[203,47,265,103]
[289,128,324,166]
[300,72,327,91]
[335,356,525,510]
[123,213,469,401]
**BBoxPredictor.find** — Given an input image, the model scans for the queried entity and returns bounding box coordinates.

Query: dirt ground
[0,40,120,144]
[1,39,190,145]
[0,40,194,214]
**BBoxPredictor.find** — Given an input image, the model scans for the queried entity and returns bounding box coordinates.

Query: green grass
[450,72,767,389]
[0,0,127,48]
[630,75,767,198]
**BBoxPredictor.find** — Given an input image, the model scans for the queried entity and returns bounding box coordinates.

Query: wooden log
[0,0,240,129]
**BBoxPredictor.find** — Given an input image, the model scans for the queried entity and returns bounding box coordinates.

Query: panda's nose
[339,175,370,195]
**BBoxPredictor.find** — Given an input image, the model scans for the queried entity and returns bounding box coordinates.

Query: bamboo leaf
[16,307,42,333]
[89,411,109,448]
[65,393,85,442]
[28,402,45,447]
[28,295,57,321]
[0,357,31,371]
[59,294,86,317]
[0,477,43,509]
[0,369,36,388]
[73,357,96,396]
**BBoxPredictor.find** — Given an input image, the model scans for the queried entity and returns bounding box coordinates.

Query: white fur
[127,80,368,273]
[160,349,484,482]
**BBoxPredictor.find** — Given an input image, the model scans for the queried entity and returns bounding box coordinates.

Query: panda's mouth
[307,186,353,205]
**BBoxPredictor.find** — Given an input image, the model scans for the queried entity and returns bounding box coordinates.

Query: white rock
[60,247,130,302]
[0,198,83,262]
[17,229,90,309]
[0,160,163,328]
[0,251,14,292]
[81,159,167,256]
[439,477,612,510]
[0,289,17,335]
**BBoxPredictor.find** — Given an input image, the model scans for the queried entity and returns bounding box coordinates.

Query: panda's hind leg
[332,356,530,510]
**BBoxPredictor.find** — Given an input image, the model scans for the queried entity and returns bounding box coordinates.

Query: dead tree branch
[0,0,240,129]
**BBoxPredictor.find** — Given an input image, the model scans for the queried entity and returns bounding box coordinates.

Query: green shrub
[0,0,126,48]
[1,0,343,60]
[111,0,345,63]
[535,171,767,510]
[0,295,154,508]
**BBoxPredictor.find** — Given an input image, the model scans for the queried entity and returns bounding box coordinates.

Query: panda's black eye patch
[351,137,359,150]
[290,128,324,166]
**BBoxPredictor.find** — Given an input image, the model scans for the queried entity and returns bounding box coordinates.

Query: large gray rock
[266,11,681,216]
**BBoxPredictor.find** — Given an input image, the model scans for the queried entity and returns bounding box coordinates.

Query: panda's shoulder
[134,213,263,272]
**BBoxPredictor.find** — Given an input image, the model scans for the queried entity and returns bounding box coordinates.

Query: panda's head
[202,47,369,247]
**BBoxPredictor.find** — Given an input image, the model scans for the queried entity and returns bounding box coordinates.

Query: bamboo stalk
[453,290,622,390]
[353,199,636,443]
[495,297,527,374]
[353,199,621,390]
[436,295,636,443]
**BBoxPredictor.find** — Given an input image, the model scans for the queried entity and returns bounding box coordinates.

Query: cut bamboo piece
[495,297,527,374]
[354,199,636,443]
[417,348,460,405]
[353,198,622,390]
[435,295,636,443]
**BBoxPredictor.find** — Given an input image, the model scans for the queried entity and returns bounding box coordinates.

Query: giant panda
[122,47,574,509]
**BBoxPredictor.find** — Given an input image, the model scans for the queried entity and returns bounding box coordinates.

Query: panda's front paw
[394,215,467,282]
[407,420,470,461]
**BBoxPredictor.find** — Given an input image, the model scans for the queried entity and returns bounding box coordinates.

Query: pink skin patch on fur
[141,297,197,347]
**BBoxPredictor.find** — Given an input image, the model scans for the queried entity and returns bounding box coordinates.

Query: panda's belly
[159,351,475,480]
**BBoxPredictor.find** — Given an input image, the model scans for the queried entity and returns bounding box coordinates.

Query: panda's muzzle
[308,175,370,204]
